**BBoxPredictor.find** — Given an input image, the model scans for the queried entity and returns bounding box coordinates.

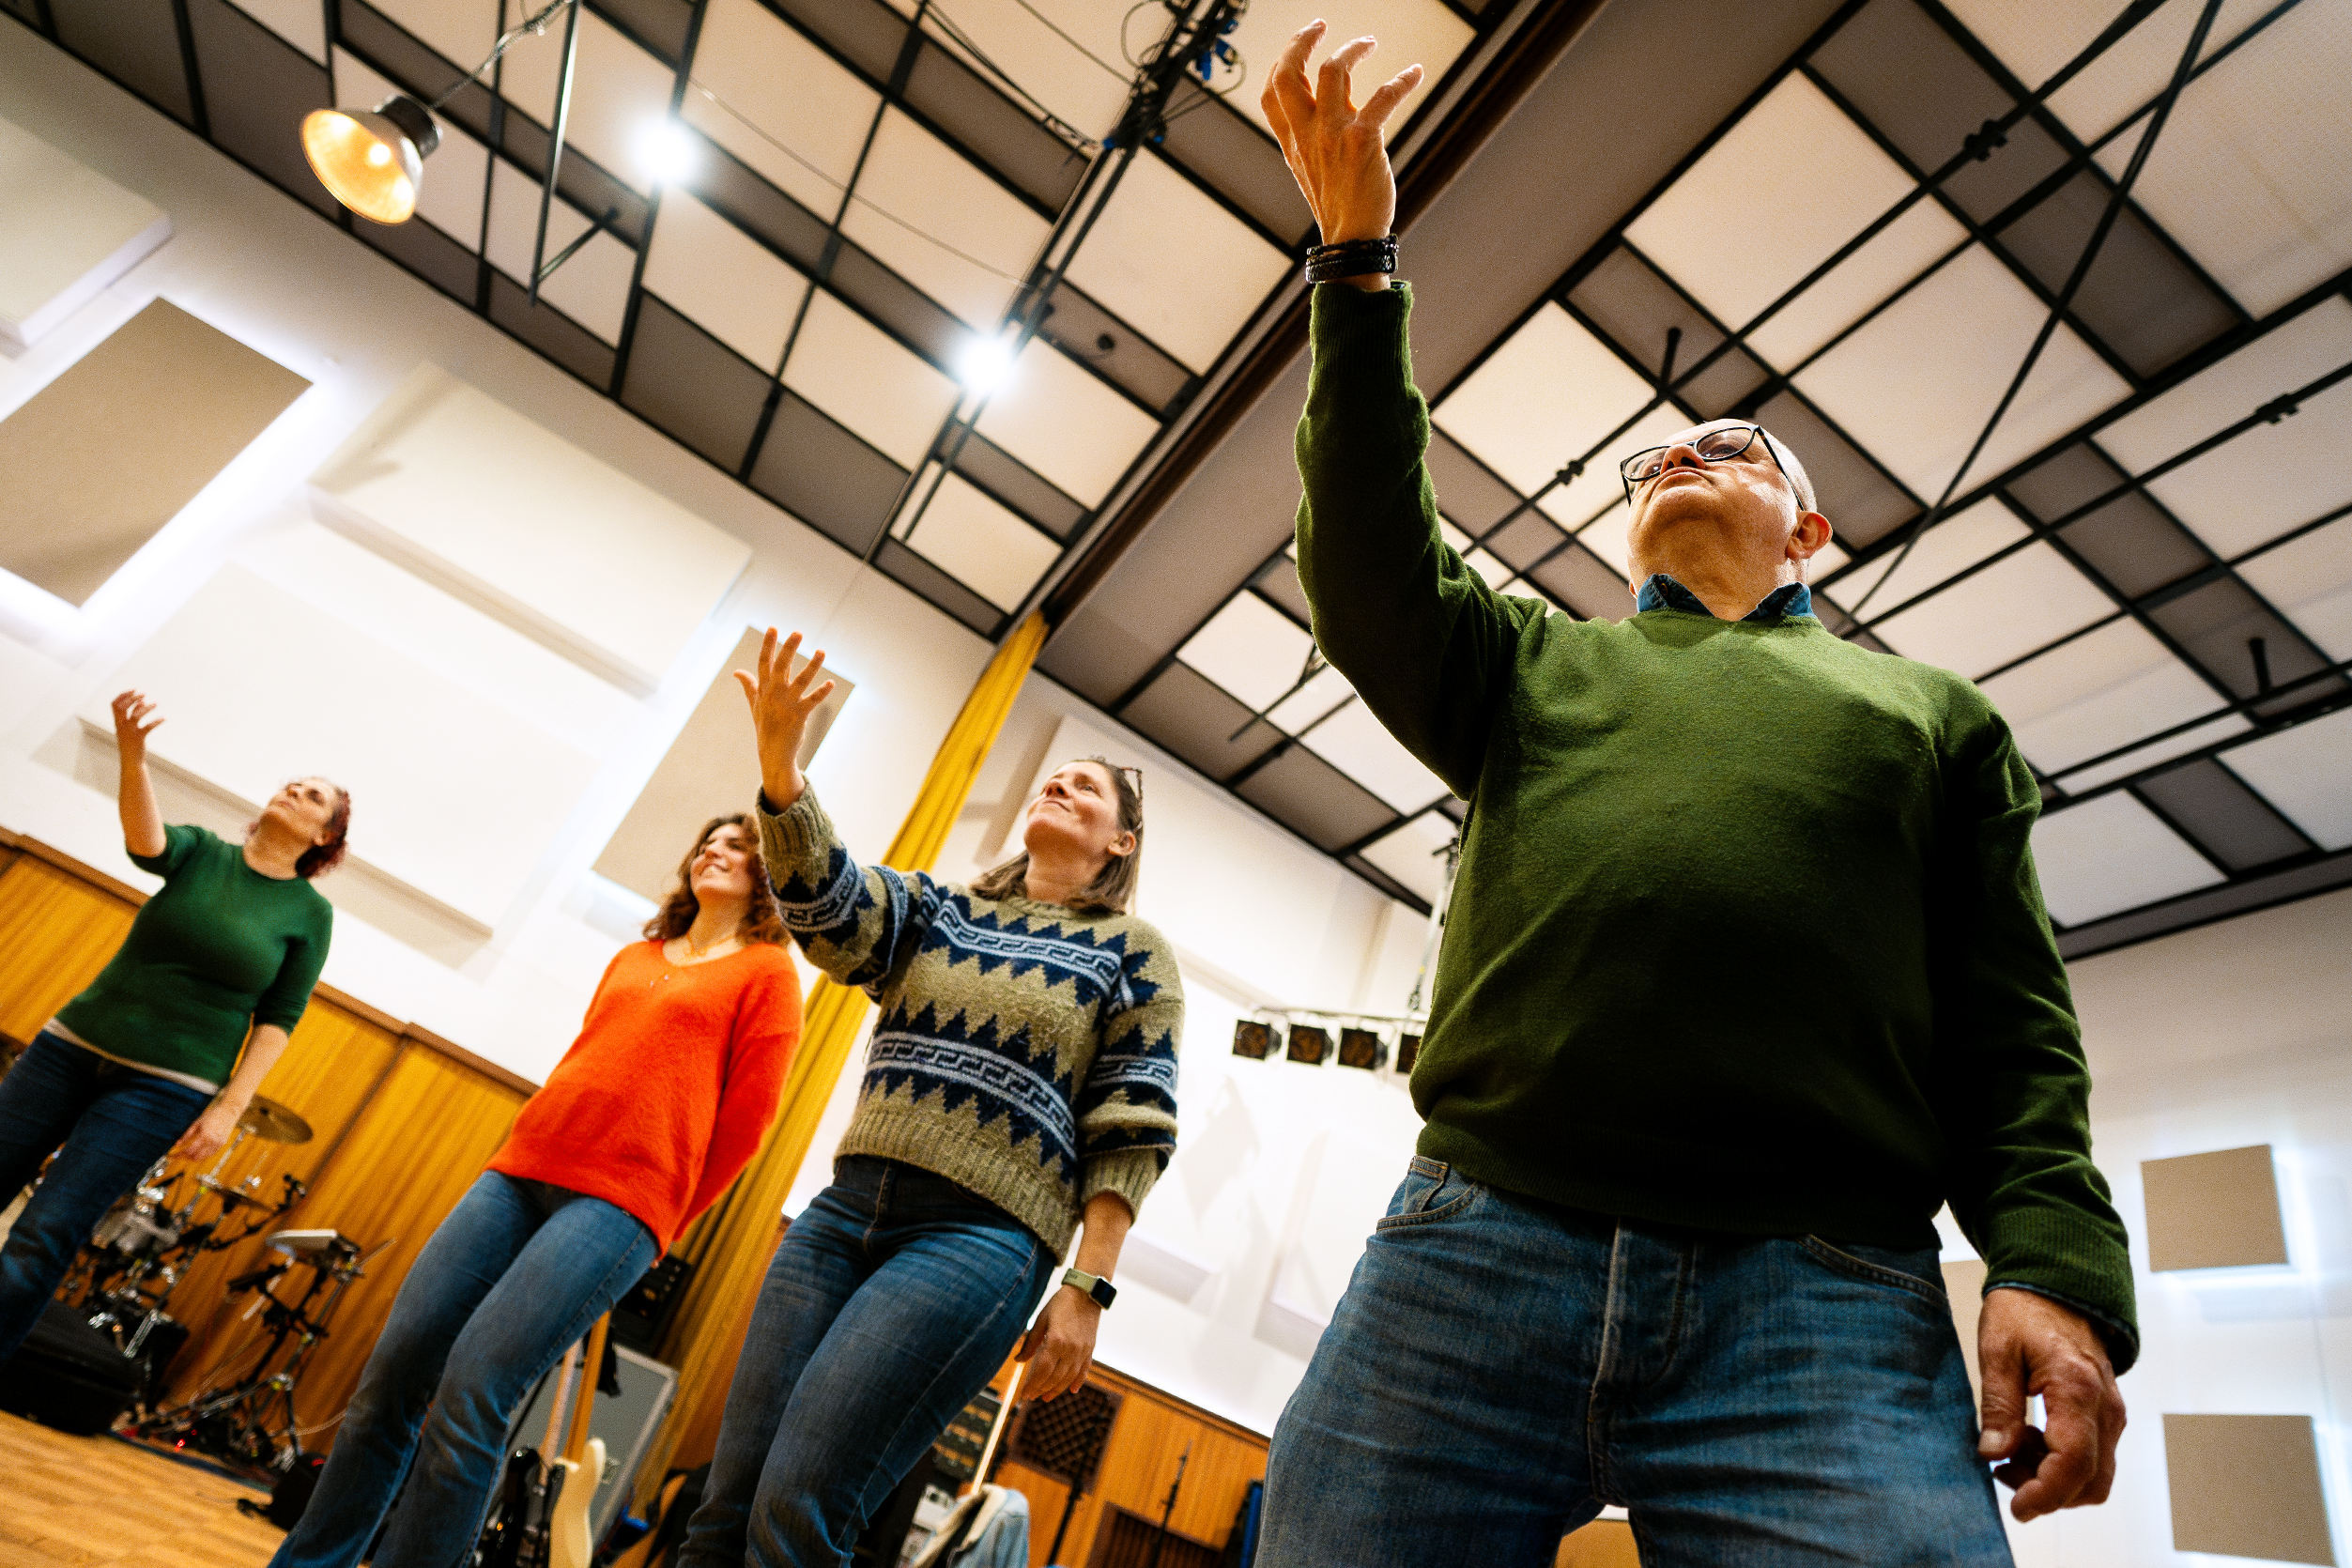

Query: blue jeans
[0,1031,212,1362]
[1259,1157,2009,1568]
[677,1156,1060,1568]
[269,1170,656,1568]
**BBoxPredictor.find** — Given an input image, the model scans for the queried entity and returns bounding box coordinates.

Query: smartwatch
[1062,1268,1116,1310]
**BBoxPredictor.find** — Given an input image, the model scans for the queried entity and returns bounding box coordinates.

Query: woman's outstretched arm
[110,689,167,859]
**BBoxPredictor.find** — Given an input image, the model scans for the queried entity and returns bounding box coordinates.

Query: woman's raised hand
[110,690,163,761]
[1261,21,1422,263]
[735,628,837,810]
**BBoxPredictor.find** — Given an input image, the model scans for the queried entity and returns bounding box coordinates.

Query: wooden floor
[0,1412,283,1568]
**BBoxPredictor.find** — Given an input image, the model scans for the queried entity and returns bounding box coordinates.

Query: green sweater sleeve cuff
[1081,1147,1163,1232]
[1980,1206,2141,1374]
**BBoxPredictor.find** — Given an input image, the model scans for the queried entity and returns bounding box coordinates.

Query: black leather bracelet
[1304,234,1397,284]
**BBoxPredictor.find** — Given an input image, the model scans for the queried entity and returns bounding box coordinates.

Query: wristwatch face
[1068,1268,1116,1309]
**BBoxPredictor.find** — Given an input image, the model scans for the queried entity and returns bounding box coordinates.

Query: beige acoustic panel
[2143,1144,2289,1271]
[592,627,853,904]
[1943,1258,1988,1407]
[0,114,172,349]
[0,299,307,606]
[2164,1414,2337,1565]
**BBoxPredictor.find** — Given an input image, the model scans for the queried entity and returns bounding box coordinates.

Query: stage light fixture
[1285,1023,1330,1067]
[957,333,1018,392]
[635,118,698,184]
[1396,1033,1421,1073]
[1337,1026,1387,1071]
[300,96,439,224]
[1231,1020,1276,1060]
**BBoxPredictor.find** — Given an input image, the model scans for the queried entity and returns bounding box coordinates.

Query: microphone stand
[1142,1441,1191,1568]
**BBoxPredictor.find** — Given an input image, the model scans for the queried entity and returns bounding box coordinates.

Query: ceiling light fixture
[956,334,1018,394]
[635,119,699,186]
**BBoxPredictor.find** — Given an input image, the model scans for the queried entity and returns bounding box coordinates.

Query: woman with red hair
[0,689,349,1363]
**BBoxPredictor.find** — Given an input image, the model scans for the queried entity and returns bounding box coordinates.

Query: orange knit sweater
[488,941,802,1251]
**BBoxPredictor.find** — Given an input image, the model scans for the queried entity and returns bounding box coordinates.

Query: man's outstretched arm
[1266,23,1534,795]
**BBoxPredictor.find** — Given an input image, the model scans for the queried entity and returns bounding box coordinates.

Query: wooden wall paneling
[0,853,138,1042]
[162,1043,530,1443]
[157,1001,405,1382]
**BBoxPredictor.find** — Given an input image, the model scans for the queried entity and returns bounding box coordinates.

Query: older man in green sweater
[1253,23,2133,1568]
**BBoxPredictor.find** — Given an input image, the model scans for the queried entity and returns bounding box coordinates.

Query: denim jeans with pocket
[676,1155,1060,1568]
[1258,1155,2010,1568]
[0,1031,212,1362]
[267,1170,656,1568]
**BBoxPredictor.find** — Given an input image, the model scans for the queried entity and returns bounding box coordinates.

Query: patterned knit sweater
[757,786,1184,1254]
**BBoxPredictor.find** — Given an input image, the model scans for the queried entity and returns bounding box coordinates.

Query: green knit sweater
[1295,282,2136,1365]
[757,787,1184,1255]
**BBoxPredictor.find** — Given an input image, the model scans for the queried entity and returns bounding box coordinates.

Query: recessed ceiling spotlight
[636,119,698,185]
[957,334,1017,393]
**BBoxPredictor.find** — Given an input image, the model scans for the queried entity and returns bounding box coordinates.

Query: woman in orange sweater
[269,815,802,1568]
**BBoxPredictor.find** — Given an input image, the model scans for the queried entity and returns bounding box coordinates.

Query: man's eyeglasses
[1618,424,1792,508]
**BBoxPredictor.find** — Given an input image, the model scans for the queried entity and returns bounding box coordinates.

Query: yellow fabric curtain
[635,609,1050,1500]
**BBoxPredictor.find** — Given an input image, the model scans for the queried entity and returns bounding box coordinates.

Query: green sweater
[55,825,333,1090]
[1295,283,2136,1366]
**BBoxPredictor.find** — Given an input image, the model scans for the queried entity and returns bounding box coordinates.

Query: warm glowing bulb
[366,142,392,165]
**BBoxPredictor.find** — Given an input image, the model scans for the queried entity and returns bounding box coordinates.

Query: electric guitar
[546,1314,612,1568]
[478,1333,586,1568]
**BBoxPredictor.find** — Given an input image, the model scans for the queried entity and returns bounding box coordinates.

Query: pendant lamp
[300,95,441,225]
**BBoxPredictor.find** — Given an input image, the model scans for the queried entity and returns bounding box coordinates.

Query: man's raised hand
[735,628,837,810]
[1261,20,1422,284]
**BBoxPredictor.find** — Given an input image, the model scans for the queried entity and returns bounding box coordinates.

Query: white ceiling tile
[1177,591,1314,714]
[2221,707,2352,850]
[2060,714,2251,792]
[2238,517,2352,662]
[1822,499,2029,616]
[1064,150,1290,372]
[1807,537,1852,578]
[1359,810,1457,906]
[1438,516,1472,552]
[783,291,957,468]
[904,471,1059,610]
[2032,792,2224,927]
[912,2,1133,144]
[1463,548,1512,591]
[1798,245,2131,497]
[2091,2,2352,315]
[233,0,325,61]
[1576,498,1636,580]
[372,0,496,73]
[2131,369,2352,561]
[838,109,1048,328]
[2098,297,2352,473]
[484,162,634,343]
[682,0,877,219]
[645,189,807,370]
[1435,304,1653,499]
[1544,405,1694,542]
[335,49,486,248]
[1979,615,2231,776]
[1946,0,2278,144]
[1301,697,1447,813]
[498,12,676,192]
[976,339,1159,506]
[1627,74,1934,331]
[1871,541,2117,680]
[1267,664,1354,733]
[1226,0,1472,143]
[1745,199,1967,369]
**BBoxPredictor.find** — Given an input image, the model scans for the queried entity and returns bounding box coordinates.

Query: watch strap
[1062,1267,1116,1309]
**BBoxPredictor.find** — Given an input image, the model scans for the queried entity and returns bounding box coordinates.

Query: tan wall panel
[1943,1257,1988,1404]
[0,855,138,1043]
[592,626,852,903]
[2143,1145,2289,1270]
[2164,1413,2336,1565]
[0,299,308,605]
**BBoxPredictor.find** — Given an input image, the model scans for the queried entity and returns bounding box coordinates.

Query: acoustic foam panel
[0,299,306,607]
[591,626,853,905]
[2163,1414,2336,1565]
[309,363,752,695]
[0,115,172,349]
[2142,1144,2290,1271]
[85,564,597,932]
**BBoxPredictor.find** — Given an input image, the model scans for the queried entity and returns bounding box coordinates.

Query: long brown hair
[643,814,785,945]
[970,757,1144,915]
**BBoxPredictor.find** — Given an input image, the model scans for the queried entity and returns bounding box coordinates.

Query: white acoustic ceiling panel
[230,0,327,60]
[840,109,1045,330]
[497,11,675,192]
[1179,592,1315,714]
[682,0,878,218]
[976,338,1160,507]
[85,564,597,933]
[1747,199,1966,370]
[0,115,171,351]
[310,363,751,695]
[1359,811,1456,907]
[1436,303,1653,500]
[1302,699,1447,814]
[2095,297,2352,477]
[483,162,636,343]
[1870,542,2116,681]
[1822,500,2027,620]
[2032,792,2225,928]
[1949,0,2277,144]
[2239,518,2352,662]
[783,289,957,468]
[2221,708,2352,851]
[2135,372,2352,561]
[904,471,1058,610]
[1980,617,2235,779]
[646,189,807,373]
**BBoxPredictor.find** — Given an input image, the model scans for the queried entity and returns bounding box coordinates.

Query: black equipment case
[0,1299,148,1435]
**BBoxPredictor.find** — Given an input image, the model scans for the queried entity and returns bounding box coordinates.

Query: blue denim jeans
[1259,1157,2010,1568]
[0,1031,212,1362]
[677,1156,1060,1568]
[268,1170,656,1568]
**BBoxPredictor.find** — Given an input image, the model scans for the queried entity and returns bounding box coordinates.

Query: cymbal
[198,1174,263,1208]
[238,1097,313,1145]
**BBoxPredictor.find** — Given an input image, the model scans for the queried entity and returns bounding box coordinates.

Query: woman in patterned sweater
[680,629,1184,1568]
